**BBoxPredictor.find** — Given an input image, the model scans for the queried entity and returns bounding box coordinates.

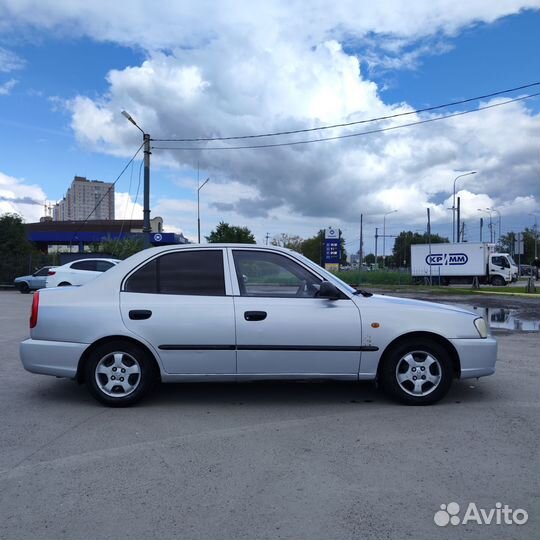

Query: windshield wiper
[353,288,373,297]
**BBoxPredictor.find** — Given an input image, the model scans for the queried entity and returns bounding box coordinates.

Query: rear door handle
[244,311,267,321]
[129,309,152,320]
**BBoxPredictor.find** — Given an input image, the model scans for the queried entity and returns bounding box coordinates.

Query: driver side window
[232,250,321,297]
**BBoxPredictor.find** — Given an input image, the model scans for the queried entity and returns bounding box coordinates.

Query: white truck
[411,243,518,286]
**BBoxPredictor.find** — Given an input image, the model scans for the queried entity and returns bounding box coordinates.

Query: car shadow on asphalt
[31,378,499,408]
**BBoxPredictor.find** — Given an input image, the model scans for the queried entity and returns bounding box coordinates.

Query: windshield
[507,255,517,267]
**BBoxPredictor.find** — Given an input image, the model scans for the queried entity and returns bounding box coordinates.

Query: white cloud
[1,1,538,49]
[114,191,143,220]
[0,46,24,72]
[1,0,538,244]
[0,171,48,222]
[0,78,17,95]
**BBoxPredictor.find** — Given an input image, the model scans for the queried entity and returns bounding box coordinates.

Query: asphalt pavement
[0,290,538,540]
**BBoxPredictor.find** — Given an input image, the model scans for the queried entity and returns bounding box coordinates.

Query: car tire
[380,338,453,405]
[84,340,157,407]
[491,276,506,287]
[18,282,30,294]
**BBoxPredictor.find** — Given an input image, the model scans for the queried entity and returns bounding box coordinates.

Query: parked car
[21,245,497,407]
[13,266,56,293]
[46,258,120,287]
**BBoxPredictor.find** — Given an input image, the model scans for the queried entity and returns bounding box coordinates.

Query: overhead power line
[152,93,539,152]
[153,82,540,143]
[69,141,144,248]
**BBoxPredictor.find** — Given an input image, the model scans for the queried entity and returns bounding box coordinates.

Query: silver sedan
[20,244,497,406]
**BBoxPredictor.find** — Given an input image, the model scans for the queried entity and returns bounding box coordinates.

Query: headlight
[474,317,488,338]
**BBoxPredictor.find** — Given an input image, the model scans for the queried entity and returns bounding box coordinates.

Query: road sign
[514,233,524,255]
[325,227,339,239]
[324,238,341,264]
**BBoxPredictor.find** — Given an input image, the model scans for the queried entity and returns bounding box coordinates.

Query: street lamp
[197,177,210,243]
[487,207,501,244]
[452,171,476,242]
[478,208,493,243]
[383,210,398,268]
[122,110,151,236]
[530,213,539,259]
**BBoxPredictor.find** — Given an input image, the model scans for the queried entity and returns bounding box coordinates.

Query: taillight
[47,270,56,276]
[30,291,39,329]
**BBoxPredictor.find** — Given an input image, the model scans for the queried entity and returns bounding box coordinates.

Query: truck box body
[411,243,491,278]
[411,243,517,285]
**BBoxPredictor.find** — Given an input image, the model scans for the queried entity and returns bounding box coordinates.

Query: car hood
[354,293,477,318]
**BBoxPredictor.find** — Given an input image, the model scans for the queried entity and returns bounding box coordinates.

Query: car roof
[66,258,121,265]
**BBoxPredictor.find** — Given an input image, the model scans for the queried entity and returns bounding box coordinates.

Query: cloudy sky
[0,0,539,256]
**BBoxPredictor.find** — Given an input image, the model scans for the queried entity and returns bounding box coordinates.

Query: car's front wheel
[380,339,453,405]
[18,282,30,294]
[85,340,157,406]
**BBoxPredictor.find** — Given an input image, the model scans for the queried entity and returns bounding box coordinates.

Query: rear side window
[95,260,115,272]
[125,250,225,296]
[71,260,97,271]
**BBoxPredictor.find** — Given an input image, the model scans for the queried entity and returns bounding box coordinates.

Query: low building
[25,217,189,253]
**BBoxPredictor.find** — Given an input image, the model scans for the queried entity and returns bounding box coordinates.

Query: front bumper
[20,339,86,379]
[449,336,497,379]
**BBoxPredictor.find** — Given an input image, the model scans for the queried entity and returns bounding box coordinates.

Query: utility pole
[197,177,210,243]
[452,171,477,242]
[142,133,151,234]
[456,196,461,243]
[122,111,151,242]
[265,232,270,245]
[375,227,378,268]
[427,208,432,285]
[359,213,363,269]
[480,217,483,242]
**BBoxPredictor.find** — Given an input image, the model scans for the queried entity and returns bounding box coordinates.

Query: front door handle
[129,309,152,320]
[244,311,267,321]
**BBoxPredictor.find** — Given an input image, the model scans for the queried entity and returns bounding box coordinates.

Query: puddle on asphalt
[465,306,540,332]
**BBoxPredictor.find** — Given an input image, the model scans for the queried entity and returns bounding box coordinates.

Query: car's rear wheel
[380,338,453,405]
[85,341,157,407]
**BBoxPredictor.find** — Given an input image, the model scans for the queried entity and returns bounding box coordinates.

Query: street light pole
[122,111,152,236]
[197,177,210,243]
[530,213,539,258]
[488,207,501,245]
[452,171,476,242]
[383,210,398,268]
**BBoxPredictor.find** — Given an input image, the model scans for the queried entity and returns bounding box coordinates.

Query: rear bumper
[450,336,497,379]
[20,339,86,379]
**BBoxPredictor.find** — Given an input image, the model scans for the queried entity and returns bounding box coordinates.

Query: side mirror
[318,281,341,300]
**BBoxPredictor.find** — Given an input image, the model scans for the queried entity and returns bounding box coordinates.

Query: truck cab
[489,253,518,285]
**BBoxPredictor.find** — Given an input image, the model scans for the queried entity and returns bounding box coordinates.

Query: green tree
[0,213,32,256]
[206,222,256,243]
[499,228,537,263]
[364,253,375,265]
[271,233,304,252]
[90,236,145,259]
[0,212,58,284]
[392,231,449,267]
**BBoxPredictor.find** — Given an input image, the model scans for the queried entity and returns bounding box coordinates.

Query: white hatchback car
[21,244,497,406]
[46,257,120,287]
